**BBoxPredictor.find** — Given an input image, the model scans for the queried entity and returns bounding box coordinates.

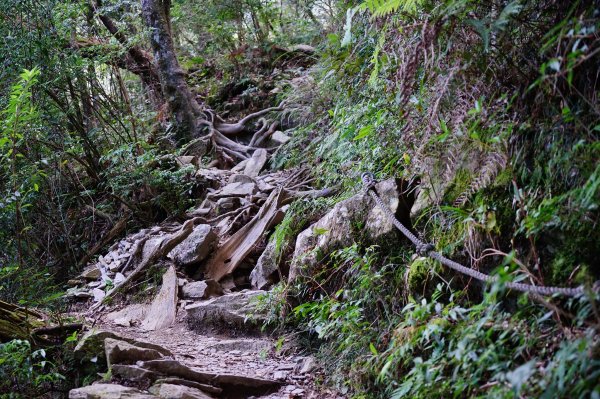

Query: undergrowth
[269,0,600,396]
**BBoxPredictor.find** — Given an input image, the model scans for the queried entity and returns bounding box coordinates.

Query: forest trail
[68,298,339,399]
[59,62,346,398]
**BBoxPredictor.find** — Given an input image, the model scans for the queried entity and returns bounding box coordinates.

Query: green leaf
[313,227,329,235]
[369,342,378,355]
[353,125,374,140]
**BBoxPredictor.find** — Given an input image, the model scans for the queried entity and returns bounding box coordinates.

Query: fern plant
[362,0,427,16]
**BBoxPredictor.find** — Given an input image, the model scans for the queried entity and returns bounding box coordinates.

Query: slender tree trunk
[141,0,204,142]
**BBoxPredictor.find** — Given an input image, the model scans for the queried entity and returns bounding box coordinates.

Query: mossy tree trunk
[141,0,205,142]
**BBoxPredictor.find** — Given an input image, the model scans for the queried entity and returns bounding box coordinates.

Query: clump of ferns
[453,151,507,207]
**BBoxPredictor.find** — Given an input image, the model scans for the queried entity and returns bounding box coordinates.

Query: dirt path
[77,299,342,399]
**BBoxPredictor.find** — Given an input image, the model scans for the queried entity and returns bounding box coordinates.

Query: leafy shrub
[0,340,65,398]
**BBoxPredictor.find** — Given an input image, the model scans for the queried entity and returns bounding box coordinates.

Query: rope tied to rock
[361,172,597,297]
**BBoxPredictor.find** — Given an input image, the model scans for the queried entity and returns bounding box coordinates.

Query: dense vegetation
[1,0,599,397]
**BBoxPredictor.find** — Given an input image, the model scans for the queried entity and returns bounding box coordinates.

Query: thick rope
[361,172,595,297]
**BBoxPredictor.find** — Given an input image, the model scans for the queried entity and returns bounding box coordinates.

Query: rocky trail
[46,51,414,398]
[53,67,342,398]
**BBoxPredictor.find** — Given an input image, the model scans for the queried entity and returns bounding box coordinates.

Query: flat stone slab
[138,359,280,396]
[141,266,178,331]
[149,383,214,399]
[69,384,156,399]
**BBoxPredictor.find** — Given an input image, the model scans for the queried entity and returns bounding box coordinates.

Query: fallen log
[0,300,44,342]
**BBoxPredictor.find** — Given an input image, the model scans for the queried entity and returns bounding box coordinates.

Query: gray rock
[68,384,156,399]
[289,178,408,282]
[205,339,272,353]
[153,378,222,395]
[81,265,101,280]
[181,280,223,300]
[212,182,257,198]
[243,149,268,177]
[105,338,165,368]
[228,174,255,185]
[141,236,168,265]
[114,272,126,285]
[186,290,266,333]
[74,330,172,367]
[215,196,241,211]
[168,225,216,266]
[269,131,291,146]
[294,356,317,374]
[149,383,214,399]
[65,287,93,300]
[175,155,198,168]
[93,288,106,302]
[111,364,161,382]
[106,304,148,327]
[250,240,279,290]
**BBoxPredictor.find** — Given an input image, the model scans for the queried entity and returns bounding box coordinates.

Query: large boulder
[181,280,223,300]
[186,290,266,334]
[249,240,279,290]
[168,225,217,266]
[74,330,172,367]
[289,178,414,282]
[68,384,156,399]
[105,338,165,368]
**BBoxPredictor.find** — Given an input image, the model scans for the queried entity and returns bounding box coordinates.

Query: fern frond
[454,152,506,207]
[362,0,426,17]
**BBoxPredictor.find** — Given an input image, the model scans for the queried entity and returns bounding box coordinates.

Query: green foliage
[0,340,65,398]
[376,287,600,399]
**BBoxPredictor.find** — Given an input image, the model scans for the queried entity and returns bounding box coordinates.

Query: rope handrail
[361,172,597,297]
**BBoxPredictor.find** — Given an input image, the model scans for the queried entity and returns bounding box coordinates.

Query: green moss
[444,169,473,204]
[407,257,438,293]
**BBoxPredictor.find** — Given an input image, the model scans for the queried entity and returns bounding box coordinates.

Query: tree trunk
[141,0,204,142]
[93,0,165,111]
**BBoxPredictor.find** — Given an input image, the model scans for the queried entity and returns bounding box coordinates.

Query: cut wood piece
[205,189,286,282]
[140,265,178,331]
[243,149,268,177]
